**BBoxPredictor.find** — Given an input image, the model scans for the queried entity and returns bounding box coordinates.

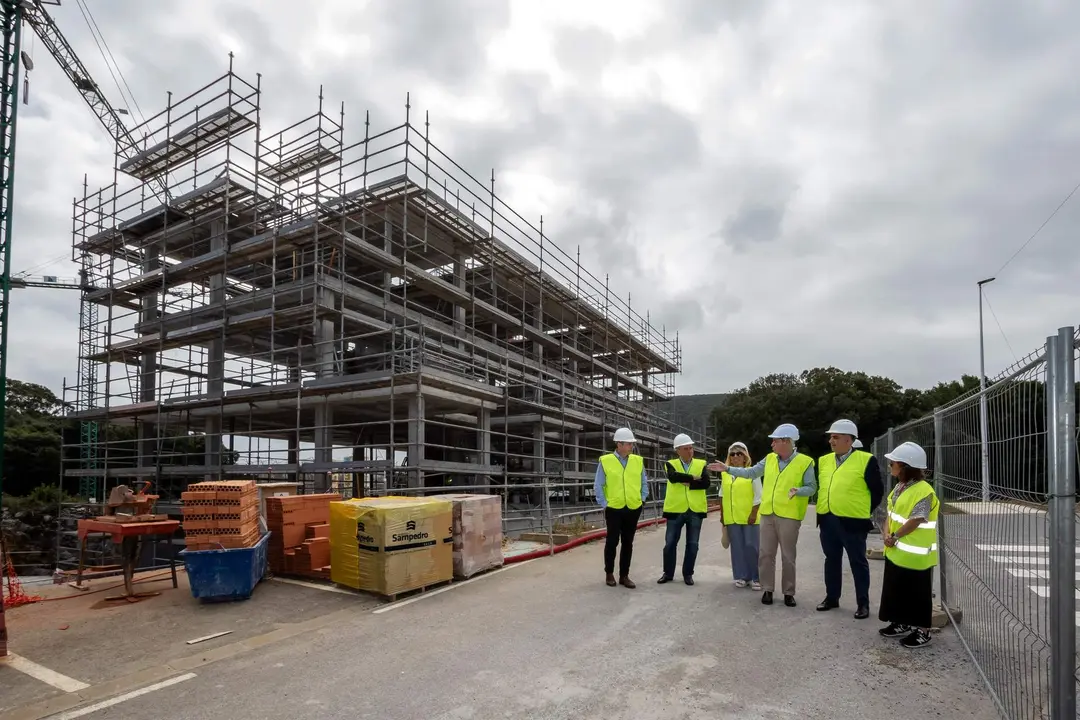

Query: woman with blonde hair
[718,441,762,590]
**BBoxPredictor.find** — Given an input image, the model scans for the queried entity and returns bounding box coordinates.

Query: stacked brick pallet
[266,494,339,580]
[182,480,261,551]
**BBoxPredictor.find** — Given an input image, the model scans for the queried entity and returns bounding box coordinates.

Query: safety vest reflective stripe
[888,510,937,530]
[600,453,644,511]
[663,458,708,514]
[895,541,938,555]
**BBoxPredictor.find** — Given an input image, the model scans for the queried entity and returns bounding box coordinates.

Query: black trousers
[604,506,643,576]
[819,513,871,607]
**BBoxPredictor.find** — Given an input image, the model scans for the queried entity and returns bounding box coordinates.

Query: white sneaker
[751,581,762,591]
[734,580,747,588]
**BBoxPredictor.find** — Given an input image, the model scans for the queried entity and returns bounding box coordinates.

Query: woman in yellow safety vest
[719,441,762,590]
[878,441,939,649]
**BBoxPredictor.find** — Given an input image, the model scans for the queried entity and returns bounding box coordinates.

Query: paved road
[45,513,998,720]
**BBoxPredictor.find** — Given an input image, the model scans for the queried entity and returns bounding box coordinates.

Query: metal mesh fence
[871,325,1077,720]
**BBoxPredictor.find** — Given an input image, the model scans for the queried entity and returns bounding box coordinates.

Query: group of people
[593,420,940,649]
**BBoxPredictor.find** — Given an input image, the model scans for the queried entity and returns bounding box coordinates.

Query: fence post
[1047,326,1076,720]
[933,409,947,608]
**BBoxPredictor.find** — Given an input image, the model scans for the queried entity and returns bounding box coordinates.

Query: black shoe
[684,576,695,586]
[605,573,617,587]
[900,629,932,649]
[878,622,910,638]
[816,598,839,612]
[784,595,797,607]
[854,605,870,620]
[657,575,674,584]
[761,591,774,605]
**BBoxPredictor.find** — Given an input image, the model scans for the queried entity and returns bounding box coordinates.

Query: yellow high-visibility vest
[817,450,873,518]
[662,458,708,514]
[884,480,939,571]
[721,471,760,525]
[599,453,644,510]
[760,452,813,521]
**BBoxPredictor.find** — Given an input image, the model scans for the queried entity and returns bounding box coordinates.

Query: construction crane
[1,1,158,653]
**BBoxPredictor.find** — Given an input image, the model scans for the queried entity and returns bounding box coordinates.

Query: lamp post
[977,277,995,503]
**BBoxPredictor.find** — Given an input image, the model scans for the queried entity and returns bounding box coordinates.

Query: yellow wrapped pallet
[330,496,453,596]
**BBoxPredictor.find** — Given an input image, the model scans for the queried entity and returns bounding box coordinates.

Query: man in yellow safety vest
[709,423,816,606]
[594,427,649,588]
[815,419,884,620]
[657,433,711,586]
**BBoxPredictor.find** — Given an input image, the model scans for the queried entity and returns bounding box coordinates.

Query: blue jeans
[663,512,703,578]
[819,513,871,606]
[727,523,760,582]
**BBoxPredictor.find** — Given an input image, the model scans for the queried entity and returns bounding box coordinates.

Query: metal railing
[871,325,1077,720]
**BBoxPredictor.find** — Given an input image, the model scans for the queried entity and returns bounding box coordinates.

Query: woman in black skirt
[878,441,939,649]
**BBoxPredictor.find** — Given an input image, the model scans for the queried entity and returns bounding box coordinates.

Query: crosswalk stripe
[988,555,1080,566]
[1006,569,1080,580]
[1027,586,1080,599]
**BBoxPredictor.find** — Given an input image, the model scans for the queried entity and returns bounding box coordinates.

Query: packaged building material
[181,480,261,550]
[266,494,340,580]
[436,493,504,579]
[330,496,453,596]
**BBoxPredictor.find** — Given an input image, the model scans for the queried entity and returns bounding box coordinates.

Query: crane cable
[72,0,145,126]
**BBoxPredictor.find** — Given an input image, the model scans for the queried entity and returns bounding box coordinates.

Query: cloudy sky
[11,0,1080,400]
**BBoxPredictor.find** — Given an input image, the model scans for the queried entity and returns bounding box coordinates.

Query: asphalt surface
[45,511,999,720]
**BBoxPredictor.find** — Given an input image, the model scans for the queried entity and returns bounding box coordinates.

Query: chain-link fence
[871,325,1077,720]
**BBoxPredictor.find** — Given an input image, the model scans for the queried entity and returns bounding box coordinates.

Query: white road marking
[2,653,90,693]
[1027,586,1080,599]
[270,577,358,595]
[373,560,536,615]
[49,672,197,719]
[1006,569,1080,580]
[977,544,1050,552]
[987,556,1072,566]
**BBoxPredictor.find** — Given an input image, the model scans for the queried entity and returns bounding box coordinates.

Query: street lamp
[978,277,995,503]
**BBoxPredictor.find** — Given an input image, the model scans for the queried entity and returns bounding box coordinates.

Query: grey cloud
[10,0,1080,399]
[368,0,511,88]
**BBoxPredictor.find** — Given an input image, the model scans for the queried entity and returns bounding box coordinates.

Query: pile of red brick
[266,494,339,579]
[182,480,261,551]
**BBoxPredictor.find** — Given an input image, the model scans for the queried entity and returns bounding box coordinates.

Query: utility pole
[977,277,995,503]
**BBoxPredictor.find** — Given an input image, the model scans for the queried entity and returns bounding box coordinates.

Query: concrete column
[407,394,425,489]
[382,220,394,322]
[453,253,467,335]
[138,243,160,473]
[204,220,227,479]
[351,445,364,498]
[532,422,546,507]
[476,408,492,488]
[312,313,336,492]
[568,429,580,503]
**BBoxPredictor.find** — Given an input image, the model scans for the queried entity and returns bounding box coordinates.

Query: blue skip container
[181,532,270,603]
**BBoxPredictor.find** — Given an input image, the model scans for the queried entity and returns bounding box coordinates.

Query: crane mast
[0,5,153,650]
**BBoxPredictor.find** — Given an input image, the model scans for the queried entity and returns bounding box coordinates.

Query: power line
[996,177,1080,275]
[982,290,1018,365]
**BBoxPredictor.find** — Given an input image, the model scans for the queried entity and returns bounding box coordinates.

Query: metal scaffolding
[61,58,714,541]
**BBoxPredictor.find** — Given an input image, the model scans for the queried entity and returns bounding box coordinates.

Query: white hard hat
[728,441,748,454]
[852,439,864,449]
[826,419,859,437]
[768,423,799,442]
[673,433,694,449]
[613,427,636,443]
[885,441,927,470]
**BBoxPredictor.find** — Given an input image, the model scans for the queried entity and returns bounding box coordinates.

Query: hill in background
[650,393,730,435]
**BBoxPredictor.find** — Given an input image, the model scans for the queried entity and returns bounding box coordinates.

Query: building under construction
[62,60,713,532]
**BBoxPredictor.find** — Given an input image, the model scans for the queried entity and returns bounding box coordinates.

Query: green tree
[709,367,923,462]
